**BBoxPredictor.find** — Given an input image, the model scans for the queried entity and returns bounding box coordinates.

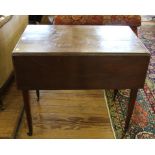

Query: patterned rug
[106,24,155,139]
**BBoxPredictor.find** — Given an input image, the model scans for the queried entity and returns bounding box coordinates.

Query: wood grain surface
[17,89,114,138]
[13,25,149,56]
[13,55,150,90]
[0,82,23,138]
[0,81,114,138]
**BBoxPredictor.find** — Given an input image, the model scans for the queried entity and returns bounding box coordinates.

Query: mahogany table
[12,25,150,136]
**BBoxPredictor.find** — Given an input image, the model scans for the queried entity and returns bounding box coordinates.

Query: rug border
[103,90,116,139]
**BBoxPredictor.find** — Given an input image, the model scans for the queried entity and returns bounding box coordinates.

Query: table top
[13,25,149,56]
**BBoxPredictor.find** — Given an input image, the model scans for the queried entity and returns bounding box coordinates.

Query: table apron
[13,55,150,90]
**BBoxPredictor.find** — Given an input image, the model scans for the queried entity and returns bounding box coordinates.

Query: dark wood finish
[0,98,4,111]
[36,90,40,101]
[113,89,118,101]
[122,88,138,138]
[13,55,149,90]
[12,25,148,55]
[12,25,150,137]
[124,89,138,132]
[13,105,24,138]
[22,90,33,136]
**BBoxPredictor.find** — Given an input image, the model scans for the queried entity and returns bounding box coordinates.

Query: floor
[0,81,114,139]
[0,81,23,138]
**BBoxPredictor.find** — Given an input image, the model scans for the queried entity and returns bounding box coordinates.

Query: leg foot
[22,90,33,136]
[113,89,118,101]
[124,89,138,135]
[36,90,40,101]
[27,132,32,136]
[0,98,5,111]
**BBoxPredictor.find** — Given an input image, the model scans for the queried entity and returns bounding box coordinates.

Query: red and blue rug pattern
[106,25,155,139]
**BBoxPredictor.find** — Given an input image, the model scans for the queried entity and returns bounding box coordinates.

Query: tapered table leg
[22,90,33,136]
[113,89,118,101]
[124,89,138,135]
[36,90,40,101]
